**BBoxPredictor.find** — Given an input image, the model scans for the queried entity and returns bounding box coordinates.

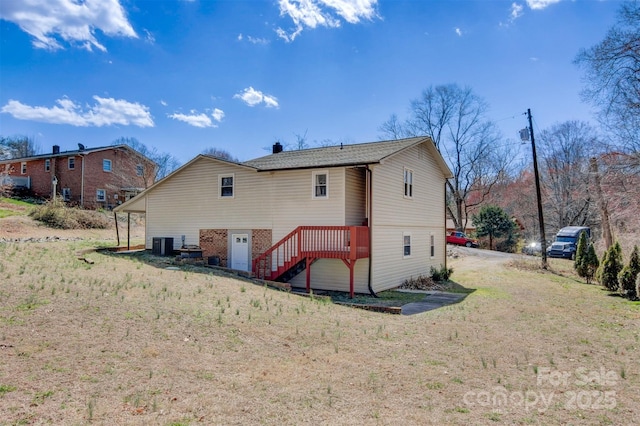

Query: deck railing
[252,226,369,281]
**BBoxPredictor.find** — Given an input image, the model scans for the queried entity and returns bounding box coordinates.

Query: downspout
[80,154,85,207]
[444,180,448,270]
[366,165,377,297]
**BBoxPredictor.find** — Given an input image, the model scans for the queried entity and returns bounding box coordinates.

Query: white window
[62,188,71,201]
[21,162,27,174]
[68,157,75,170]
[136,164,144,176]
[103,159,112,172]
[312,170,328,198]
[430,234,435,257]
[96,189,106,202]
[219,174,234,198]
[404,168,413,198]
[45,159,50,172]
[403,233,411,257]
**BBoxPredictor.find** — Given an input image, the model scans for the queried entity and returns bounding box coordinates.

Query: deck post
[306,257,311,293]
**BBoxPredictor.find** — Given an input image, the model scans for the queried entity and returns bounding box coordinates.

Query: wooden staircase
[252,226,369,297]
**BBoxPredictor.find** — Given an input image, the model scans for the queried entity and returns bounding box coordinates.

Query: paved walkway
[400,291,469,315]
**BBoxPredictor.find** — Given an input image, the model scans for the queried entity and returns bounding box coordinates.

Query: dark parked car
[446,231,479,248]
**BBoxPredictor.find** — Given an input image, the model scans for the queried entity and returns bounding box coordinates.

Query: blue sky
[0,0,621,164]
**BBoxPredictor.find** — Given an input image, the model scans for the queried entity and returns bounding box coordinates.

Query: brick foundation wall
[199,229,228,266]
[252,229,272,259]
[199,228,273,269]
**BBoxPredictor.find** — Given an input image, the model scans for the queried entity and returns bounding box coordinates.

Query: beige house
[114,137,453,296]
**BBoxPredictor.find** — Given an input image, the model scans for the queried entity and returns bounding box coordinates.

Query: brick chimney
[272,142,283,154]
[52,145,60,154]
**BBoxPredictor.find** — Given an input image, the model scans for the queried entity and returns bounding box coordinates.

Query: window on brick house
[136,164,144,176]
[21,162,27,174]
[96,189,106,202]
[68,157,75,170]
[103,159,112,172]
[62,188,71,201]
[45,159,50,172]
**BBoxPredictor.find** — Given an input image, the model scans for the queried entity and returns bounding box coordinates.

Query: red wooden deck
[252,226,369,298]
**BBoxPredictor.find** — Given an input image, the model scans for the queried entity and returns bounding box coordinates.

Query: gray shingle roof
[243,137,431,171]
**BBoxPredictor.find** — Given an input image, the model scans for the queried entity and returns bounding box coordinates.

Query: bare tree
[112,137,180,181]
[379,84,515,231]
[537,121,598,232]
[575,0,640,153]
[201,147,239,162]
[0,136,41,159]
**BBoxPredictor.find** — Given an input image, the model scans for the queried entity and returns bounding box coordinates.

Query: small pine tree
[583,243,599,284]
[574,231,589,277]
[597,242,623,291]
[618,245,640,299]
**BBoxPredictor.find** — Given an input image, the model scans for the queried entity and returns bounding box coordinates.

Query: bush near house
[28,200,110,230]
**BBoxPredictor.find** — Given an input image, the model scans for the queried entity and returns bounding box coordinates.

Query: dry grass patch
[0,241,638,425]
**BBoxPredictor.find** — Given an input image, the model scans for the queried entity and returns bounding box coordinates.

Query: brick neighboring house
[0,144,157,209]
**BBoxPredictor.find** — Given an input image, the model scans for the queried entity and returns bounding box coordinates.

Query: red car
[447,231,479,248]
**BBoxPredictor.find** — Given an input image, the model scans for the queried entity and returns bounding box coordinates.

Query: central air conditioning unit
[152,237,174,256]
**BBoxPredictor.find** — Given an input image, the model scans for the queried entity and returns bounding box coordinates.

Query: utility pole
[526,109,548,269]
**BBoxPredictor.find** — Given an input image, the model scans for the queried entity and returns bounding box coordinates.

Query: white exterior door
[231,234,249,271]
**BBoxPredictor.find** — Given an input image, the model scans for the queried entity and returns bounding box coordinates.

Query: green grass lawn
[0,197,36,218]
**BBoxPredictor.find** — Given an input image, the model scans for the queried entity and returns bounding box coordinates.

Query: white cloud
[526,0,561,10]
[169,111,214,128]
[511,3,524,20]
[233,87,279,108]
[168,107,225,128]
[212,108,225,122]
[1,96,154,127]
[455,27,463,37]
[276,0,379,42]
[143,29,155,44]
[160,100,168,107]
[238,33,244,41]
[247,35,269,45]
[0,0,137,51]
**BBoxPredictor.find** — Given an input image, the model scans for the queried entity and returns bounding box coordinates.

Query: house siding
[345,167,367,226]
[145,158,272,250]
[270,168,346,242]
[288,258,370,293]
[370,143,446,292]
